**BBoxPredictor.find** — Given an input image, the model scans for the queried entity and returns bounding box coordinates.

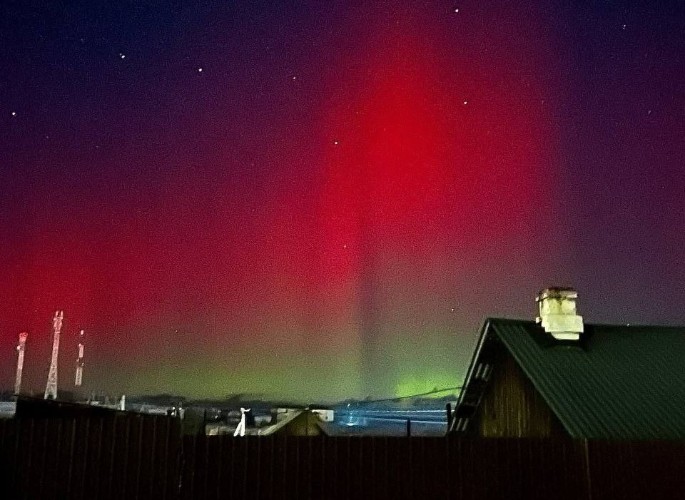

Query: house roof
[461,318,685,440]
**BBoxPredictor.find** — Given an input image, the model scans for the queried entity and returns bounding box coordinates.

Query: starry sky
[1,0,684,402]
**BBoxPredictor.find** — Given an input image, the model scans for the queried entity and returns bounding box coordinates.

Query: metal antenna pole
[45,310,64,400]
[75,329,85,387]
[15,332,28,395]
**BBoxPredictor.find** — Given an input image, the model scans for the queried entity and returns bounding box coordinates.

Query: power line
[353,386,463,405]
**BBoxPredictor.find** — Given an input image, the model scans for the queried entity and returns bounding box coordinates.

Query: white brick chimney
[536,287,584,341]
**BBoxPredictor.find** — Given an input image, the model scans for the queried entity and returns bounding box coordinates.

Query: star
[463,100,468,105]
[198,67,203,73]
[11,111,16,116]
[454,8,459,13]
[119,53,126,59]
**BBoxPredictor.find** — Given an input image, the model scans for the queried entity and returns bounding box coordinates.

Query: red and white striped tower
[14,332,28,395]
[44,310,63,400]
[75,329,84,387]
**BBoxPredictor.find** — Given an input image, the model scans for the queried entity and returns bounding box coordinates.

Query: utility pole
[75,329,84,387]
[14,332,28,395]
[44,310,63,400]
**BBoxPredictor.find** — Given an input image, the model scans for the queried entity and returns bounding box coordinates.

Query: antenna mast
[75,329,84,387]
[14,332,28,395]
[44,310,63,400]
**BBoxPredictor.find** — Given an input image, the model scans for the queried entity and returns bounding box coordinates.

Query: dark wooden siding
[473,353,567,437]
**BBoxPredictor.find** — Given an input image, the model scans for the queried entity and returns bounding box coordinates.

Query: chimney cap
[536,287,578,301]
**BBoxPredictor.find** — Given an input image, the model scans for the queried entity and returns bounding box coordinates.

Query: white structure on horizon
[15,332,28,395]
[75,329,85,387]
[233,408,250,437]
[45,310,64,400]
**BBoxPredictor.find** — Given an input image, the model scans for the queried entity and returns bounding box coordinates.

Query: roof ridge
[485,317,685,330]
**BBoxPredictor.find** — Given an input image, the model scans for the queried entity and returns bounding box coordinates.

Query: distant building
[450,318,685,439]
[204,408,325,436]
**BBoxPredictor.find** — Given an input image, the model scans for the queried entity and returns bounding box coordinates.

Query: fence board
[2,416,685,499]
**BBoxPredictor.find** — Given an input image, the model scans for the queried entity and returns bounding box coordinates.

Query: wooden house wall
[472,353,567,438]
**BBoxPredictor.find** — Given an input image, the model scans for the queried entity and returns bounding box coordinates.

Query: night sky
[2,1,684,402]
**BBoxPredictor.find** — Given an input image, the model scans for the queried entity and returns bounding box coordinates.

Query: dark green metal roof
[485,318,685,440]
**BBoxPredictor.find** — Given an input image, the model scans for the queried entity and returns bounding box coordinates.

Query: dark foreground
[1,415,684,499]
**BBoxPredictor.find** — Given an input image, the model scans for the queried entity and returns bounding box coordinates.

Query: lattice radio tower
[44,310,64,400]
[75,329,85,387]
[14,332,28,395]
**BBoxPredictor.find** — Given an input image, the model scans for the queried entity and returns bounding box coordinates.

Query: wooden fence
[1,416,683,499]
